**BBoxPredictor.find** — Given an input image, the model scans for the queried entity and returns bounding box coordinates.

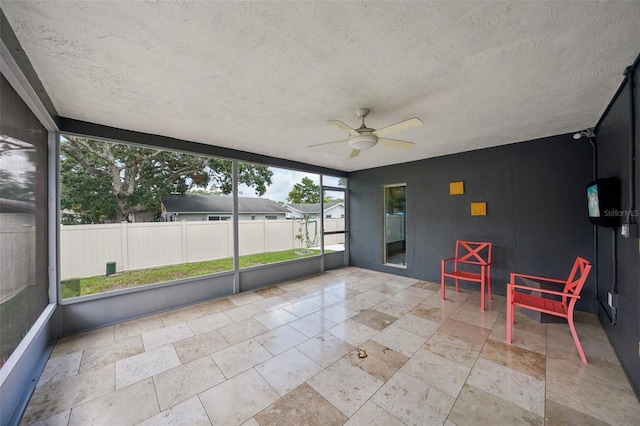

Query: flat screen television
[586,178,619,227]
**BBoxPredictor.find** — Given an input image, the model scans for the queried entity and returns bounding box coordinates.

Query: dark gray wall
[595,65,640,396]
[349,134,595,311]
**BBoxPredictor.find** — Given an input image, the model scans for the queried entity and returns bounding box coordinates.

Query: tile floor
[20,267,640,425]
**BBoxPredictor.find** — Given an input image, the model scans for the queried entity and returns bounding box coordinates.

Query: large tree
[61,137,273,223]
[287,177,320,204]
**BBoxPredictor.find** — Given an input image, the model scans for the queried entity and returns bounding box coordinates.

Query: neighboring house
[161,194,289,221]
[284,202,345,219]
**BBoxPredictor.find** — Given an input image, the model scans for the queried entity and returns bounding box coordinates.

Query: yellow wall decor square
[471,202,487,216]
[449,181,464,195]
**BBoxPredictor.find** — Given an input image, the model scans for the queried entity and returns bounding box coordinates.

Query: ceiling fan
[308,108,423,158]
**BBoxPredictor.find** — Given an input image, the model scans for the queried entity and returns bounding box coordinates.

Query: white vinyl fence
[60,219,344,280]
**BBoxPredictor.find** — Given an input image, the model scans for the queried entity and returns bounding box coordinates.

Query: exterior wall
[349,134,595,313]
[163,212,285,221]
[594,65,640,396]
[60,219,344,279]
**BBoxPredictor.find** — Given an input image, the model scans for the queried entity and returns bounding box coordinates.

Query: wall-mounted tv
[586,177,620,227]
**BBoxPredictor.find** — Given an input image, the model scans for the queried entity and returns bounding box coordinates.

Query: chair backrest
[563,257,592,303]
[455,241,492,265]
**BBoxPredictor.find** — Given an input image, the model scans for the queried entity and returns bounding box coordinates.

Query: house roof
[162,194,288,214]
[285,202,342,214]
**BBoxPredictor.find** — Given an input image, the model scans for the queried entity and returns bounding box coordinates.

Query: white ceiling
[2,1,640,172]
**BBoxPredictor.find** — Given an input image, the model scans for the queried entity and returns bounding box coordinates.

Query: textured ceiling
[2,1,640,172]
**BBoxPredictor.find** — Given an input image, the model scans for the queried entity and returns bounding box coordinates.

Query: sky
[238,168,320,203]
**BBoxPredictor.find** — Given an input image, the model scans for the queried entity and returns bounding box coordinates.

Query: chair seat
[512,292,567,316]
[442,270,483,282]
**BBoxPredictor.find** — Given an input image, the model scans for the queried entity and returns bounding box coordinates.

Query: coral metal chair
[506,257,592,363]
[441,241,492,311]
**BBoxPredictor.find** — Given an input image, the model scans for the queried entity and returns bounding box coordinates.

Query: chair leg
[480,279,485,311]
[487,268,492,300]
[568,315,587,363]
[441,274,445,301]
[455,278,459,293]
[506,288,512,343]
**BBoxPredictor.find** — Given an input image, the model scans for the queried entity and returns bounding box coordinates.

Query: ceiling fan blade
[307,139,348,148]
[373,117,423,137]
[349,149,361,158]
[328,120,360,136]
[378,138,415,149]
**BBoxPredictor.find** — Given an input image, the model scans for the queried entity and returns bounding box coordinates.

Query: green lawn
[61,249,322,298]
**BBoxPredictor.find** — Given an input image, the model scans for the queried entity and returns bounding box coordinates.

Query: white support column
[232,160,240,294]
[120,221,129,271]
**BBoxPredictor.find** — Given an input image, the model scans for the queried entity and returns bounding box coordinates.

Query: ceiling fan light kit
[308,107,423,158]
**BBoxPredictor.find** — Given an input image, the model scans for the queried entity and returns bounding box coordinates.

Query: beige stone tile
[306,291,344,307]
[371,300,413,318]
[372,370,455,426]
[254,295,290,312]
[448,384,544,426]
[346,281,378,293]
[141,322,193,351]
[114,315,164,341]
[153,355,225,411]
[393,313,440,338]
[372,324,427,357]
[241,418,260,426]
[340,290,390,312]
[423,331,482,368]
[401,347,470,398]
[480,338,546,380]
[495,309,547,336]
[253,324,308,356]
[211,339,273,378]
[255,383,347,426]
[350,309,398,331]
[438,318,491,345]
[37,351,82,387]
[173,328,230,364]
[137,396,211,426]
[68,379,159,426]
[224,303,266,322]
[546,322,618,364]
[545,399,610,426]
[218,318,268,344]
[318,304,358,323]
[187,312,233,335]
[328,319,377,346]
[308,358,383,417]
[288,313,336,337]
[283,299,322,317]
[325,287,360,301]
[115,345,181,389]
[228,291,264,306]
[254,308,298,330]
[344,339,408,382]
[344,400,404,426]
[160,305,204,326]
[255,285,287,298]
[199,368,279,425]
[255,348,322,396]
[387,289,427,309]
[545,354,640,424]
[296,331,354,368]
[450,302,500,330]
[21,409,70,426]
[79,335,144,373]
[413,281,441,291]
[489,317,547,355]
[372,281,407,295]
[51,326,114,357]
[196,297,236,315]
[20,364,114,424]
[467,358,545,417]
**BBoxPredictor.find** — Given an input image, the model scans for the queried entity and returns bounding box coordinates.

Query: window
[322,185,346,253]
[326,214,331,219]
[0,76,48,367]
[59,136,236,298]
[238,163,321,267]
[251,215,256,220]
[383,184,406,267]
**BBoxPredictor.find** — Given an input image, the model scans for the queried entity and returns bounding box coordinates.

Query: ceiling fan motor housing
[349,130,378,150]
